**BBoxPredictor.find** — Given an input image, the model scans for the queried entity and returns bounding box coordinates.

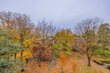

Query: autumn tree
[53,29,74,55]
[75,18,102,66]
[0,11,34,59]
[0,26,22,73]
[34,19,56,67]
[0,11,34,71]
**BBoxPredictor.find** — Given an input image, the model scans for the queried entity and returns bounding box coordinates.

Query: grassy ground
[22,53,110,73]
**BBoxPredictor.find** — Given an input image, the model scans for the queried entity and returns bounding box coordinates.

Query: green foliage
[53,29,75,54]
[97,24,110,52]
[53,53,60,59]
[0,59,22,73]
[53,51,60,59]
[64,51,72,56]
[0,27,22,73]
[52,44,62,50]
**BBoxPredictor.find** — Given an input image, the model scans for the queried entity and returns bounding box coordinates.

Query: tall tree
[0,11,34,60]
[0,11,34,71]
[75,18,102,66]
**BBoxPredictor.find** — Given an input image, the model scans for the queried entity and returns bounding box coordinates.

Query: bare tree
[75,18,102,66]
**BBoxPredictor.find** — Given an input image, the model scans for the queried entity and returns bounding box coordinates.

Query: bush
[64,51,72,56]
[72,48,79,52]
[94,49,110,57]
[93,59,103,65]
[107,64,110,70]
[100,59,110,63]
[53,51,60,59]
[0,60,22,73]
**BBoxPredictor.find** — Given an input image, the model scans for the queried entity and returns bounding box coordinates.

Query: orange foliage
[59,54,66,67]
[71,60,77,71]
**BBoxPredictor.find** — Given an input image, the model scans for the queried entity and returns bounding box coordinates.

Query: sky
[0,0,110,29]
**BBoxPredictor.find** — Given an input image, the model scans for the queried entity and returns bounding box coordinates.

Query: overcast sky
[0,0,110,29]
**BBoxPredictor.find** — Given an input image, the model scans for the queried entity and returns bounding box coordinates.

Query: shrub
[107,64,110,70]
[64,51,72,56]
[0,60,22,73]
[94,49,110,57]
[72,48,79,52]
[100,59,110,63]
[93,59,103,65]
[53,52,60,59]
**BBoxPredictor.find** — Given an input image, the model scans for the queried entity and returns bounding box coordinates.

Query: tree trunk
[102,42,105,56]
[21,50,23,61]
[38,51,42,67]
[88,57,91,66]
[14,53,17,62]
[7,57,9,61]
[21,50,24,72]
[86,47,91,66]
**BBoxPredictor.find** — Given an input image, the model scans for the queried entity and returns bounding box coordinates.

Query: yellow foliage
[34,27,38,32]
[11,49,33,62]
[0,36,5,39]
[22,49,33,61]
[23,39,34,48]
